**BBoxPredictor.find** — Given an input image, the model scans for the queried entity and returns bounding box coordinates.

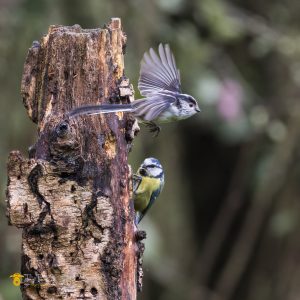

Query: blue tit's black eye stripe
[148,164,157,168]
[144,164,161,169]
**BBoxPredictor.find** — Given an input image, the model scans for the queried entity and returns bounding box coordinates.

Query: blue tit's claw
[133,174,142,180]
[132,174,142,192]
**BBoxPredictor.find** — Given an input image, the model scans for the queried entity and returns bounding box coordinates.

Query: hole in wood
[91,287,98,295]
[64,70,69,80]
[55,122,70,138]
[23,203,28,214]
[47,286,57,294]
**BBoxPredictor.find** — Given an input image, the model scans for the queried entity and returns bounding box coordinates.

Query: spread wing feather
[138,44,181,96]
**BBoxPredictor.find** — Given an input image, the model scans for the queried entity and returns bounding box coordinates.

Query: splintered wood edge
[110,18,122,30]
[21,18,125,126]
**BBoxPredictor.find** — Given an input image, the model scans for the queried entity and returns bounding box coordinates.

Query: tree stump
[6,18,142,300]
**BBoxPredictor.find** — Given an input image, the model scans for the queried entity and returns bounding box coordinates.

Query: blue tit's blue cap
[142,157,162,168]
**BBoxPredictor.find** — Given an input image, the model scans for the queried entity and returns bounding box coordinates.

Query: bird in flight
[69,44,201,136]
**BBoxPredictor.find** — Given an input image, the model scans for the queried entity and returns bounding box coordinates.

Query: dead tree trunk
[6,18,142,300]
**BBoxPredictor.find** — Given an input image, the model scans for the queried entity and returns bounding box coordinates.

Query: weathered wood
[6,18,142,300]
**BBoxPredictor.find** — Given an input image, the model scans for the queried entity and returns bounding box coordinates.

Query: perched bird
[69,44,201,135]
[132,157,164,224]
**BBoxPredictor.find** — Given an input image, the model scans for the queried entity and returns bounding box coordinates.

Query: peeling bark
[6,18,142,300]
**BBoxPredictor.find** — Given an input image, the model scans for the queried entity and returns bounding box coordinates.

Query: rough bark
[6,18,142,300]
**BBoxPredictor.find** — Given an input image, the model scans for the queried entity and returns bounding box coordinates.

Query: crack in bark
[27,164,58,238]
[28,164,46,207]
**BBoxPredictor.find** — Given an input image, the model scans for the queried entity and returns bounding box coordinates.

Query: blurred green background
[1,0,300,299]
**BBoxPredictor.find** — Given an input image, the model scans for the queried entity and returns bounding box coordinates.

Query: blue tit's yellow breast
[134,176,161,212]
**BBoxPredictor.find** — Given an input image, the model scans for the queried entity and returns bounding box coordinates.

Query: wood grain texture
[7,18,141,300]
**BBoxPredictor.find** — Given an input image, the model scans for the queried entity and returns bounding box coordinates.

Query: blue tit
[132,157,164,224]
[69,44,201,136]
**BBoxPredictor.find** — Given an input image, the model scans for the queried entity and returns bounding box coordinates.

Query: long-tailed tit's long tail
[68,104,133,118]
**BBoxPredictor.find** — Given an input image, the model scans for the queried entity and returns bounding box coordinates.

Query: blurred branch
[212,111,300,300]
[194,141,256,286]
[225,2,280,40]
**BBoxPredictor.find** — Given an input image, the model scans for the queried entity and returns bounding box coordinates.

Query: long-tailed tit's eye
[189,103,193,108]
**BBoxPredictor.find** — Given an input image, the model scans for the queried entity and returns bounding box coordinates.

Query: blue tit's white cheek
[149,167,163,178]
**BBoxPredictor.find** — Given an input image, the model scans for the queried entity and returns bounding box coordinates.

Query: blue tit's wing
[136,188,161,224]
[138,44,181,96]
[133,93,175,121]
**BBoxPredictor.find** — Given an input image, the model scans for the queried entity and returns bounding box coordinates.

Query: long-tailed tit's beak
[195,106,201,112]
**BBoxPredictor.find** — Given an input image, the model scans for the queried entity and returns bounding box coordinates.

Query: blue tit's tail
[68,104,133,118]
[135,212,144,225]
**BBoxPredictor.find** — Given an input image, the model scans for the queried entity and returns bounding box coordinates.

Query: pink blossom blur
[217,79,243,122]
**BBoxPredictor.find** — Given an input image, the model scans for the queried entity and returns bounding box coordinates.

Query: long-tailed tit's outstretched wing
[138,44,181,96]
